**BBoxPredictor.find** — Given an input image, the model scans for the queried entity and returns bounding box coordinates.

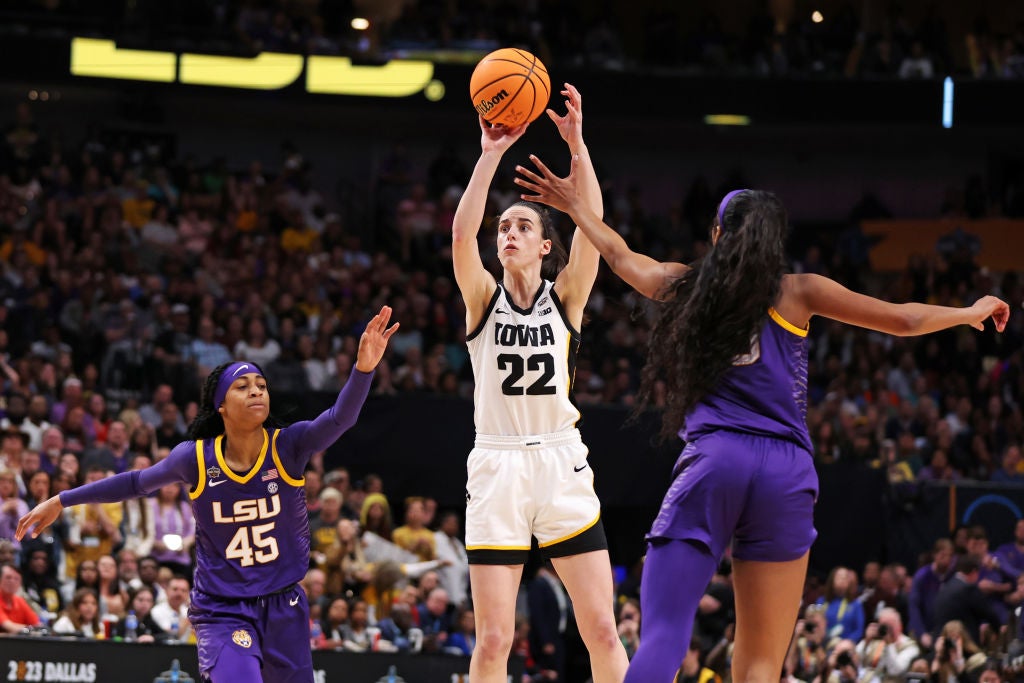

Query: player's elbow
[895,307,923,336]
[451,220,476,244]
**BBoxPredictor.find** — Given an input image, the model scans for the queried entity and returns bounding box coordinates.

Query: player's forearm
[61,445,194,507]
[899,303,974,336]
[565,201,630,265]
[452,151,503,244]
[60,471,143,507]
[302,369,374,451]
[572,143,602,218]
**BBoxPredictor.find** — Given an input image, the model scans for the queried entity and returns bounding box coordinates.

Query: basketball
[469,48,551,127]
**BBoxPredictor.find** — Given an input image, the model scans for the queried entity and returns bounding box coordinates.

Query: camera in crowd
[877,624,889,639]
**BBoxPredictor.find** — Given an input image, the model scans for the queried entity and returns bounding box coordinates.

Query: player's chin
[246,406,270,421]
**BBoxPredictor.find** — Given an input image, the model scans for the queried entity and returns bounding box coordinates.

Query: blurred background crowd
[0,1,1023,682]
[3,0,1024,79]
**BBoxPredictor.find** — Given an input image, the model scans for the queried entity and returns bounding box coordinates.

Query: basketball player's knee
[578,614,619,652]
[475,626,514,659]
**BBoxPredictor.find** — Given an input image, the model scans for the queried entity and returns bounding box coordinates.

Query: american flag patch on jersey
[262,468,279,482]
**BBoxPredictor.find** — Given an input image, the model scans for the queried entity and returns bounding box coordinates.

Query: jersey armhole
[188,441,205,500]
[466,286,501,342]
[270,429,305,486]
[550,287,581,340]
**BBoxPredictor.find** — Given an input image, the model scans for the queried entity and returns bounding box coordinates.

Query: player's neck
[221,424,266,470]
[502,271,541,309]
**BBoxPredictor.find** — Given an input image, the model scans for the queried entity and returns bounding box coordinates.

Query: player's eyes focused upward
[498,220,532,233]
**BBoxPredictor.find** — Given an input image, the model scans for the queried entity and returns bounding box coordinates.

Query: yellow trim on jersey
[188,441,205,500]
[214,429,269,484]
[465,544,532,551]
[769,307,808,337]
[270,430,305,487]
[565,332,581,425]
[564,332,572,395]
[537,512,600,548]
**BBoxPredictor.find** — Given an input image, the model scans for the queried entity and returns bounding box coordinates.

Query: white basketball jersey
[467,281,581,436]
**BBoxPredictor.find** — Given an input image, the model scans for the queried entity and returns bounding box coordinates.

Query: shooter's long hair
[637,190,790,441]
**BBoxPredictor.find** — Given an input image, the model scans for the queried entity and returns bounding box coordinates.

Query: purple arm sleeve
[58,441,199,507]
[276,369,374,470]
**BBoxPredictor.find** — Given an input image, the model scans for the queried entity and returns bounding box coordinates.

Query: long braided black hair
[185,362,285,441]
[636,190,790,441]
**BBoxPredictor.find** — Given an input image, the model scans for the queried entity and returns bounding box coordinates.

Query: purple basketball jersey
[683,308,811,452]
[189,428,309,598]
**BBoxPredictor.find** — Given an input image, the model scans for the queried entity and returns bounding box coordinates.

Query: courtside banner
[0,636,524,683]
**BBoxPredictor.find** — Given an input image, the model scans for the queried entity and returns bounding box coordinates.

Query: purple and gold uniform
[58,370,374,682]
[648,308,818,561]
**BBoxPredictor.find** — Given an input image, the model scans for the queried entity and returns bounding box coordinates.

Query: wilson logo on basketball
[474,89,509,115]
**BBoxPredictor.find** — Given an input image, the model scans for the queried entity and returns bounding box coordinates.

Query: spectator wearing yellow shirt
[0,229,47,267]
[121,180,156,229]
[392,496,436,562]
[281,217,319,253]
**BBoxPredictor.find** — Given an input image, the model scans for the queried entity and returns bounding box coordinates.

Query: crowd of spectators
[3,0,1024,79]
[0,30,1023,677]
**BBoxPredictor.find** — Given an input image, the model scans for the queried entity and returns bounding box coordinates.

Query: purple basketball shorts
[648,430,818,562]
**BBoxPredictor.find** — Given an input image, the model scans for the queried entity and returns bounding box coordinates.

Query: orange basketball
[469,48,551,127]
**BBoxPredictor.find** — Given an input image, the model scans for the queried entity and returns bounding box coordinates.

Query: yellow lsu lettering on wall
[69,37,442,98]
[212,494,281,524]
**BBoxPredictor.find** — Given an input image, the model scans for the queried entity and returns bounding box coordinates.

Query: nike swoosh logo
[232,364,250,376]
[289,597,300,606]
[573,464,588,472]
[495,309,509,314]
[208,479,228,487]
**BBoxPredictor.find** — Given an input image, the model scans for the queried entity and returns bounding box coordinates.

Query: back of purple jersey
[189,428,308,597]
[684,308,811,452]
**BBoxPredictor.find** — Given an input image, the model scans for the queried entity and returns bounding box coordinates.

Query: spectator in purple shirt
[994,518,1024,581]
[908,538,955,648]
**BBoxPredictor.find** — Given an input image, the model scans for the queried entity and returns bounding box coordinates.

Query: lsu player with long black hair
[452,84,629,683]
[515,159,1010,683]
[18,306,398,683]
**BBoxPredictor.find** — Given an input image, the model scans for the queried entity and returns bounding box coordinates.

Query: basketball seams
[470,71,528,100]
[490,74,534,125]
[470,48,550,126]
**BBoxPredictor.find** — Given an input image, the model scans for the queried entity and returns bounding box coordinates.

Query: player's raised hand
[515,153,582,215]
[355,306,399,372]
[16,495,63,541]
[547,83,584,150]
[968,295,1010,332]
[479,116,529,155]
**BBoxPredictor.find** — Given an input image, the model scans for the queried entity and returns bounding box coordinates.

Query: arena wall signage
[69,37,443,98]
[0,637,523,683]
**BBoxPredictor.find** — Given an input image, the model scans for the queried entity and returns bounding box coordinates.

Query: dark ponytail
[499,201,567,281]
[637,190,789,441]
[185,362,284,441]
